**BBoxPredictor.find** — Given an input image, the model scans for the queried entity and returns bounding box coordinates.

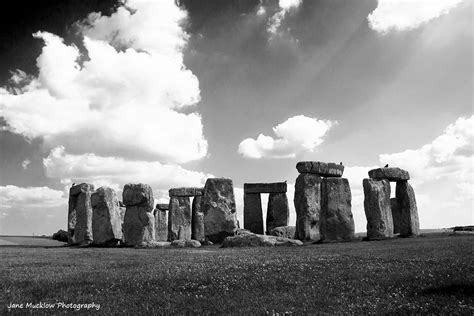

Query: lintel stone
[296,161,344,177]
[243,182,287,194]
[169,187,203,197]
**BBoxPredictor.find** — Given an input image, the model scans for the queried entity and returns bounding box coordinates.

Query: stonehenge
[91,186,123,245]
[154,203,169,241]
[68,183,95,245]
[363,167,420,239]
[243,182,289,234]
[168,187,203,241]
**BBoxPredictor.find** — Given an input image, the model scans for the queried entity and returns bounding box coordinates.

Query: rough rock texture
[243,193,264,234]
[320,178,355,242]
[171,239,202,248]
[168,196,192,241]
[156,203,169,211]
[122,184,155,246]
[243,182,287,194]
[154,208,168,241]
[136,241,171,249]
[294,174,322,241]
[268,226,296,239]
[363,179,393,239]
[91,187,123,245]
[192,196,205,242]
[221,233,303,248]
[395,181,420,237]
[266,192,289,233]
[169,187,203,197]
[368,167,410,181]
[68,183,95,245]
[52,229,68,242]
[202,178,239,243]
[390,198,401,234]
[296,161,344,177]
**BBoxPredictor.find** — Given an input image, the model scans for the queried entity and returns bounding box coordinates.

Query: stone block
[294,173,322,241]
[192,196,205,243]
[168,196,192,241]
[266,192,289,233]
[395,181,420,237]
[296,161,344,177]
[363,179,393,239]
[243,182,287,193]
[169,187,203,197]
[243,193,264,234]
[91,186,123,245]
[368,167,410,181]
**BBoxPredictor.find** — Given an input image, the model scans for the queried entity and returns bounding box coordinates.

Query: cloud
[267,0,302,37]
[0,0,207,164]
[43,146,213,201]
[0,185,65,209]
[238,115,336,159]
[368,0,465,33]
[21,159,31,170]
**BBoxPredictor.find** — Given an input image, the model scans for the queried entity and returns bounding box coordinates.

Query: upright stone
[91,187,123,245]
[244,193,264,234]
[192,196,205,243]
[363,179,393,239]
[391,198,401,234]
[154,206,168,241]
[202,178,239,243]
[168,196,192,241]
[266,192,289,233]
[294,173,322,241]
[122,183,155,246]
[395,181,420,237]
[68,183,95,245]
[320,178,355,242]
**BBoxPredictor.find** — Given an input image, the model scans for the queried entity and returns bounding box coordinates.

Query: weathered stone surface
[296,161,344,177]
[169,187,203,197]
[222,233,303,247]
[154,208,168,241]
[91,187,123,245]
[395,181,420,237]
[268,226,296,239]
[192,196,205,242]
[266,192,289,233]
[168,196,192,241]
[122,184,155,246]
[294,174,322,241]
[391,198,401,234]
[122,183,154,209]
[243,182,287,194]
[368,167,410,181]
[52,229,68,242]
[68,183,94,245]
[202,178,239,243]
[243,193,264,234]
[136,241,171,249]
[171,239,202,248]
[156,203,169,211]
[363,179,393,239]
[320,178,355,242]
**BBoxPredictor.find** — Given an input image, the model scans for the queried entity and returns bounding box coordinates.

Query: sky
[0,0,472,235]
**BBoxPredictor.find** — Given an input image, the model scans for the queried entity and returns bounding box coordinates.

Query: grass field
[1,233,473,314]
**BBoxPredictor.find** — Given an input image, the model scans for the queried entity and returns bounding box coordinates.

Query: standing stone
[244,193,264,234]
[294,174,322,241]
[391,198,401,234]
[68,183,95,245]
[266,192,289,233]
[168,196,192,241]
[363,179,393,239]
[192,196,205,243]
[202,178,239,243]
[395,181,420,237]
[154,206,168,242]
[122,183,155,246]
[320,178,355,242]
[91,187,123,245]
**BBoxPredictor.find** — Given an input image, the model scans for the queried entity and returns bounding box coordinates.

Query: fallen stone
[363,179,394,239]
[243,182,287,194]
[68,183,95,245]
[266,192,289,233]
[91,186,123,245]
[320,178,355,242]
[395,181,420,237]
[296,161,344,177]
[202,178,239,243]
[391,198,401,234]
[122,184,155,246]
[221,233,303,248]
[168,196,192,241]
[268,226,296,239]
[294,173,322,241]
[368,167,410,181]
[192,196,205,243]
[171,239,202,248]
[52,229,68,242]
[243,193,264,234]
[136,241,171,249]
[156,203,169,211]
[169,187,203,197]
[154,208,168,241]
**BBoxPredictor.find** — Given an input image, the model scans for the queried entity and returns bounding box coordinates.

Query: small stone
[52,229,68,242]
[294,173,322,241]
[268,226,296,239]
[185,239,201,248]
[91,186,123,245]
[136,241,171,249]
[243,193,264,234]
[368,167,410,181]
[363,179,394,239]
[395,181,420,237]
[243,182,287,193]
[266,192,289,233]
[169,187,203,197]
[296,161,344,177]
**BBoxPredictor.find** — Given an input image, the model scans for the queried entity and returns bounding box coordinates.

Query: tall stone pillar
[244,193,264,234]
[91,186,123,245]
[192,196,205,242]
[390,198,401,234]
[363,179,393,239]
[395,181,420,237]
[294,173,322,241]
[154,203,169,241]
[266,192,289,233]
[168,196,192,241]
[68,183,95,245]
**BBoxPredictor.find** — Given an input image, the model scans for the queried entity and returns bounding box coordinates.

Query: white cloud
[21,159,31,170]
[43,146,213,201]
[368,0,464,33]
[238,115,336,159]
[0,0,207,164]
[267,0,302,37]
[0,185,65,209]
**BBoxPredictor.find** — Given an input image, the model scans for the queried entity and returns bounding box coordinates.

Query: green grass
[1,233,473,314]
